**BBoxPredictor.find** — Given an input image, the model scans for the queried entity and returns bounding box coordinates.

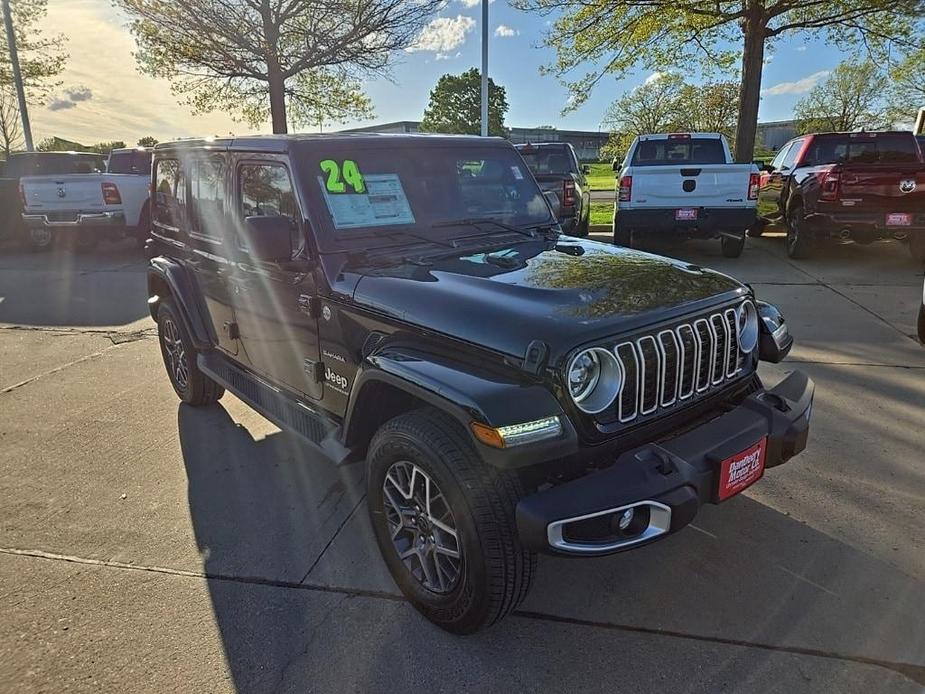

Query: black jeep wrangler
[147,134,813,634]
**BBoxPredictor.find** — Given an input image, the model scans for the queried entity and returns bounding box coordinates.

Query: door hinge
[304,359,324,382]
[223,321,240,340]
[298,294,322,318]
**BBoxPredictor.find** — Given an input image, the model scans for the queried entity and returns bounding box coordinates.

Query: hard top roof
[154,132,506,154]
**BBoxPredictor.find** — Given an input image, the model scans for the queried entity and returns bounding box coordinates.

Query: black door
[758,140,803,224]
[229,158,324,400]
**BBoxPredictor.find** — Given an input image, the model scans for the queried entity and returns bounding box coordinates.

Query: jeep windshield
[296,140,556,252]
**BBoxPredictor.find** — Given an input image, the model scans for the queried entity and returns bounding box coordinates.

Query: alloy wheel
[161,317,190,390]
[382,460,461,594]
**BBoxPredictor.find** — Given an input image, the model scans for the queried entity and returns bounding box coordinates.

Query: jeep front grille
[612,307,745,424]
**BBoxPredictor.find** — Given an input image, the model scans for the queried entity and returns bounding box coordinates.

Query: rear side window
[108,150,152,175]
[803,134,920,165]
[190,158,225,241]
[153,159,188,231]
[631,138,726,166]
[518,146,576,175]
[239,163,301,256]
[780,139,804,170]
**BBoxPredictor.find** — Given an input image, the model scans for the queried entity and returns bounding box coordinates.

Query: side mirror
[611,159,621,172]
[240,215,294,262]
[757,301,793,363]
[543,190,561,218]
[581,164,590,174]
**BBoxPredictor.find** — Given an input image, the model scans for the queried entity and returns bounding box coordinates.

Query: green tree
[87,141,127,155]
[117,0,439,134]
[514,0,923,162]
[420,69,509,137]
[276,68,373,131]
[0,0,67,100]
[137,135,159,147]
[887,48,925,126]
[793,61,888,133]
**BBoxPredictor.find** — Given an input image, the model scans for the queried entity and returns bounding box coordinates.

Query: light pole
[2,0,33,151]
[480,0,488,137]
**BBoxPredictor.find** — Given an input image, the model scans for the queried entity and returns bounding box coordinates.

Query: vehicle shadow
[176,402,366,693]
[0,241,149,328]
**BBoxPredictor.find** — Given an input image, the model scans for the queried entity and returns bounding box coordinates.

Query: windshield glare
[303,145,553,247]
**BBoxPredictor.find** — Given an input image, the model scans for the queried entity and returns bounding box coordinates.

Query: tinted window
[631,138,726,166]
[780,139,804,170]
[304,145,551,250]
[191,159,225,240]
[153,159,188,230]
[803,134,921,165]
[517,146,576,175]
[108,150,152,175]
[239,163,301,256]
[6,153,104,178]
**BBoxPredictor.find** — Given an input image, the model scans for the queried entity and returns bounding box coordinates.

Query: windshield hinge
[298,294,323,319]
[522,340,549,375]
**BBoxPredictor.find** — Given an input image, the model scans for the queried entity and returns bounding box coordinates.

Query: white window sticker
[511,165,524,180]
[320,173,415,230]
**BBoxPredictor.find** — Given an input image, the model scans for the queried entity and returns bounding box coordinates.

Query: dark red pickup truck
[755,131,925,260]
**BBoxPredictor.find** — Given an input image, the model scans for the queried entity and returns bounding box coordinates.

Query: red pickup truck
[755,131,925,260]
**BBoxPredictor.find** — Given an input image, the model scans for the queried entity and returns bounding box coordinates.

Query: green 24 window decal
[320,159,366,194]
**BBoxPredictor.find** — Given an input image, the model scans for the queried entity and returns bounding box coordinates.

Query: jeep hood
[352,237,746,362]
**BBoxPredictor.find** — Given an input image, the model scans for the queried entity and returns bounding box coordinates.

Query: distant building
[341,119,801,158]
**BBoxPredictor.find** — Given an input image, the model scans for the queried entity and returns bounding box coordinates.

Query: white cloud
[434,51,462,61]
[795,45,808,52]
[459,0,494,7]
[761,70,830,96]
[643,71,667,85]
[408,15,476,53]
[48,97,77,112]
[67,87,93,102]
[495,24,518,37]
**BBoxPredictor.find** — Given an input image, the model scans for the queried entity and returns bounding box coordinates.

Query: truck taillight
[563,179,576,207]
[818,169,840,202]
[618,176,632,203]
[748,172,760,200]
[101,182,121,205]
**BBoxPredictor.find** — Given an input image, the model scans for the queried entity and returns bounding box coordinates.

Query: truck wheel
[908,235,925,263]
[28,228,54,252]
[613,224,633,248]
[721,233,746,258]
[367,408,536,634]
[785,204,813,259]
[748,221,765,238]
[574,215,590,238]
[156,299,224,406]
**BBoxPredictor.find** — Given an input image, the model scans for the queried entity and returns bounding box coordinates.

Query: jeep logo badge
[899,179,916,193]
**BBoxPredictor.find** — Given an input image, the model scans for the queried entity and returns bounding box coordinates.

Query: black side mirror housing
[581,164,590,174]
[240,215,294,262]
[611,159,621,172]
[757,301,793,363]
[543,190,561,218]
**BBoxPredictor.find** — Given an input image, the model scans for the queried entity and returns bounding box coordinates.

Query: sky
[27,0,855,145]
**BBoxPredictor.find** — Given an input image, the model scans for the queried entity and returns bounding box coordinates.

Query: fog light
[617,508,634,531]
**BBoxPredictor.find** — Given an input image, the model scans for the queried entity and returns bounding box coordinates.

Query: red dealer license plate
[886,213,912,226]
[675,208,698,221]
[717,438,767,501]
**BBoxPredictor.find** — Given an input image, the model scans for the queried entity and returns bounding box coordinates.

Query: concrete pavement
[1,235,923,692]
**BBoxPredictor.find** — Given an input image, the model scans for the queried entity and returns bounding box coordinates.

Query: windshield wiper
[432,217,537,240]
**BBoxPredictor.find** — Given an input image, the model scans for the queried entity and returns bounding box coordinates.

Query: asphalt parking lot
[1,232,923,693]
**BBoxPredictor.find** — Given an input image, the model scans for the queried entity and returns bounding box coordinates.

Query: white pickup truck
[20,148,152,251]
[612,133,759,257]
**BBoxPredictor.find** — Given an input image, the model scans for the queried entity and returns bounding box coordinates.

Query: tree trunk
[267,65,288,134]
[733,9,766,163]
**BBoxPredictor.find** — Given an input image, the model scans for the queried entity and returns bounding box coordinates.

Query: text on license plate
[717,438,767,501]
[675,208,698,221]
[886,213,912,226]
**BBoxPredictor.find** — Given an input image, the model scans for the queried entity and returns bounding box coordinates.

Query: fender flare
[343,346,578,468]
[147,256,214,350]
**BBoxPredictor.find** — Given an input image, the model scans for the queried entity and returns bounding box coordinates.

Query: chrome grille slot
[599,304,750,425]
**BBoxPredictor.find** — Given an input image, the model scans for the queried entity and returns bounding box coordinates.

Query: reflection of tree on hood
[527,247,736,319]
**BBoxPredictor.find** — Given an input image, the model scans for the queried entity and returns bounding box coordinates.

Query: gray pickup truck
[515,142,591,236]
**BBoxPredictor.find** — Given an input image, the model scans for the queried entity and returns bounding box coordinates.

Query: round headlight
[736,300,759,354]
[566,347,622,414]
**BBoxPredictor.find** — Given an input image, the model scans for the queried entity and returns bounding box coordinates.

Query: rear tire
[367,408,536,634]
[785,204,813,259]
[156,299,224,406]
[613,221,633,248]
[574,214,590,237]
[28,228,54,252]
[908,234,925,263]
[721,232,746,258]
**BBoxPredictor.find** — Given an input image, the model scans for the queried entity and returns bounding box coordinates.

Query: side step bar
[198,352,353,465]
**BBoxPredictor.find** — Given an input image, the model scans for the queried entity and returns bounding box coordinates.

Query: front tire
[156,299,224,406]
[367,409,536,634]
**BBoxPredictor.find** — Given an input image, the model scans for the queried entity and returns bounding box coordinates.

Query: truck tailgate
[837,164,925,212]
[21,175,106,210]
[628,164,755,208]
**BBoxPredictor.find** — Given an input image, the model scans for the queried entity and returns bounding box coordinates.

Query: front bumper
[516,370,813,556]
[22,211,124,229]
[616,207,756,238]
